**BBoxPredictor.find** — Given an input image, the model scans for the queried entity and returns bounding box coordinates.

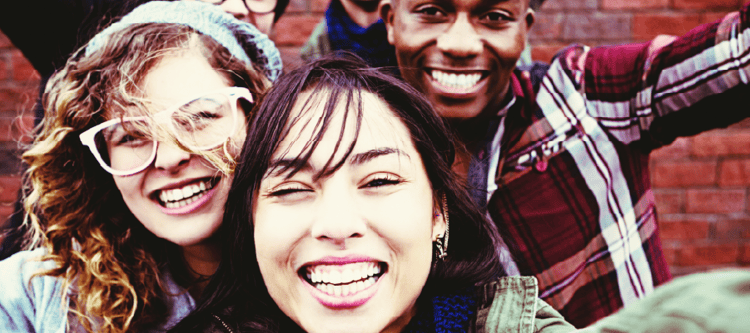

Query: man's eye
[416,5,446,18]
[482,11,511,23]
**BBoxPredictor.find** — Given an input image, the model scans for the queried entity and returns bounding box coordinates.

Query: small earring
[434,194,449,261]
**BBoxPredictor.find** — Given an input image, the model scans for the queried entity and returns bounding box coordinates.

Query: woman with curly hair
[0,1,281,332]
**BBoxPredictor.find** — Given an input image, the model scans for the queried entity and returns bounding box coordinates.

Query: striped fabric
[483,4,750,328]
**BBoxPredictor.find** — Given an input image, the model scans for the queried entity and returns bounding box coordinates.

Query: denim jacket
[473,276,576,333]
[0,248,195,332]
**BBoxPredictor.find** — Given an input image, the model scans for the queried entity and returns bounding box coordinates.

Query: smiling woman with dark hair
[170,54,575,333]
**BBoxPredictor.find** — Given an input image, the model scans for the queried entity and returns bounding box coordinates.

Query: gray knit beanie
[86,1,282,81]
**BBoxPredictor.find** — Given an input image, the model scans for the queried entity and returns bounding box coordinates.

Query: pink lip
[301,256,384,309]
[157,180,219,215]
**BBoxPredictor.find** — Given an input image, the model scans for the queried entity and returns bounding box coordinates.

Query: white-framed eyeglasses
[80,86,253,176]
[200,0,277,14]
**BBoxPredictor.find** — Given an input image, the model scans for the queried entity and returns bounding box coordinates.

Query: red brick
[675,243,739,266]
[285,0,307,13]
[650,137,691,160]
[654,190,684,214]
[0,176,22,204]
[278,46,304,72]
[0,88,38,114]
[662,244,678,265]
[529,13,563,40]
[714,219,750,240]
[530,43,567,63]
[0,56,7,81]
[562,13,632,40]
[0,32,11,49]
[692,131,750,157]
[633,13,703,41]
[702,12,732,25]
[651,160,716,187]
[740,243,750,265]
[659,218,710,240]
[672,0,741,10]
[602,0,669,10]
[542,0,597,10]
[686,189,745,213]
[0,205,16,229]
[718,159,750,187]
[274,14,325,46]
[311,0,330,12]
[11,51,40,82]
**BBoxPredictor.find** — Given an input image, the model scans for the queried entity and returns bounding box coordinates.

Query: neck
[181,240,221,299]
[340,0,381,28]
[382,302,418,333]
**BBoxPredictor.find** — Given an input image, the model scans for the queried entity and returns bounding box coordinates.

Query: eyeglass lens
[92,92,239,173]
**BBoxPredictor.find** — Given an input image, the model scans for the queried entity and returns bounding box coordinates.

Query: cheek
[112,175,141,203]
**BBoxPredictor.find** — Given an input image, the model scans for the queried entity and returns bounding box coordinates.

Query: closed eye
[362,175,402,189]
[268,183,313,198]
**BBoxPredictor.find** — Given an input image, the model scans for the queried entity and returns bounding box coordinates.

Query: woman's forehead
[268,88,418,178]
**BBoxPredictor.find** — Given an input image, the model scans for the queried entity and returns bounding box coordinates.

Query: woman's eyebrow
[265,158,313,178]
[349,147,410,166]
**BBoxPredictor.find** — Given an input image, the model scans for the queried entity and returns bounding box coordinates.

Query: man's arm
[549,3,750,149]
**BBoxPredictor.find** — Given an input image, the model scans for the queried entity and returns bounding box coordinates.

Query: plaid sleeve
[557,2,750,148]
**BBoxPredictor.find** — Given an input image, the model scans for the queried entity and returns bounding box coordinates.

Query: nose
[310,187,366,247]
[218,0,250,20]
[153,142,191,173]
[436,13,482,58]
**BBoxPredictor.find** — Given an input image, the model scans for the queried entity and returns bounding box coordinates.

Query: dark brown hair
[172,53,505,332]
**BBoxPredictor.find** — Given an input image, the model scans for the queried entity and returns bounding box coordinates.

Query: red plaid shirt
[479,3,750,328]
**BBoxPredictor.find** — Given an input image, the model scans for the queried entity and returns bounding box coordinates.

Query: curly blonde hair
[20,23,269,333]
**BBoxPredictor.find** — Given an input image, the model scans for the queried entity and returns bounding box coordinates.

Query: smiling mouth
[156,177,220,209]
[300,262,386,297]
[429,69,486,89]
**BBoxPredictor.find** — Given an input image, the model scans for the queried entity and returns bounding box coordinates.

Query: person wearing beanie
[0,0,290,262]
[0,2,280,332]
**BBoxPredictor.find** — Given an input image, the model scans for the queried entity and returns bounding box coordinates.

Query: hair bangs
[270,80,365,182]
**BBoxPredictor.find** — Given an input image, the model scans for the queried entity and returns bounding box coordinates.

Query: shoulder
[475,277,575,333]
[301,20,331,62]
[0,248,68,332]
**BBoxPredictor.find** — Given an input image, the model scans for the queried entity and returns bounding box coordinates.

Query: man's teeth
[305,262,382,297]
[431,70,482,89]
[159,179,215,208]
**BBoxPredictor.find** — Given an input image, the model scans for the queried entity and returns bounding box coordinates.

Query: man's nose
[436,13,482,58]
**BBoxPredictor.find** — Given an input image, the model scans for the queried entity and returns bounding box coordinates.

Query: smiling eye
[268,184,313,198]
[362,175,402,188]
[481,10,512,24]
[415,5,447,20]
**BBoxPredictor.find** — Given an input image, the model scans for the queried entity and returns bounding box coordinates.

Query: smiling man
[381,0,750,327]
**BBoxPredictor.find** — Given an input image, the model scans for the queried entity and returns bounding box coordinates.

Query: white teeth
[431,70,482,89]
[158,179,216,209]
[305,262,383,296]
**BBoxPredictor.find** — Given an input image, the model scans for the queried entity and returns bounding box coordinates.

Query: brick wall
[2,0,749,275]
[530,0,750,276]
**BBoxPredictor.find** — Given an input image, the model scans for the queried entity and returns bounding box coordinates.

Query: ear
[432,195,447,240]
[379,0,396,45]
[524,7,535,31]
